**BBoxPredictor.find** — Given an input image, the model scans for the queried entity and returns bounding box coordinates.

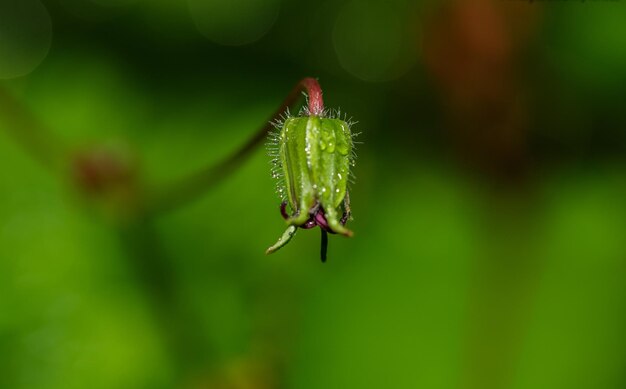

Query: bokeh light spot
[332,1,416,82]
[0,0,52,79]
[188,0,280,46]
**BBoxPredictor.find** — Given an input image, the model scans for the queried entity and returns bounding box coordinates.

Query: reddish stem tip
[301,78,324,116]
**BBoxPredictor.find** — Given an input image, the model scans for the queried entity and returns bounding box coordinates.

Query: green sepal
[266,225,297,255]
[279,116,352,233]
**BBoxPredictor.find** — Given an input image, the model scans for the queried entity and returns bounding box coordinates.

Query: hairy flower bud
[266,111,356,260]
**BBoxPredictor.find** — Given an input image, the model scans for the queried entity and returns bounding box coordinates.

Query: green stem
[146,78,324,215]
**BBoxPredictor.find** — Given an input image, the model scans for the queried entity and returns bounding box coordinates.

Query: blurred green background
[1,0,626,388]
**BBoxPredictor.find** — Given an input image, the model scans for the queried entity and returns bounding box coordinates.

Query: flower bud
[267,113,356,258]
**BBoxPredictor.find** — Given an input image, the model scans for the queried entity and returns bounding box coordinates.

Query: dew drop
[320,121,337,153]
[336,141,350,156]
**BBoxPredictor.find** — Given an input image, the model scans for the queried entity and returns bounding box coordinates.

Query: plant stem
[0,86,65,171]
[147,77,325,215]
[301,77,324,116]
[0,77,326,217]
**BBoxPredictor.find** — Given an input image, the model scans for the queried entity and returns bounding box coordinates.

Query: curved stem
[0,86,66,171]
[147,77,325,215]
[1,78,326,218]
[301,77,324,116]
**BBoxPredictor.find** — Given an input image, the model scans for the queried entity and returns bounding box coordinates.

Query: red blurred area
[424,0,540,182]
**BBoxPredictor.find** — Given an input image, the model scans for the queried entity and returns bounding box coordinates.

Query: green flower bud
[266,112,356,260]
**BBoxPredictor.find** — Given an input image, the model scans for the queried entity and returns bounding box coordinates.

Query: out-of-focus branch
[0,78,326,218]
[0,86,66,171]
[145,77,324,215]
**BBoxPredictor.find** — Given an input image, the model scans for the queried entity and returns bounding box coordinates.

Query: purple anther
[314,209,337,234]
[340,211,349,226]
[280,202,290,220]
[301,217,317,229]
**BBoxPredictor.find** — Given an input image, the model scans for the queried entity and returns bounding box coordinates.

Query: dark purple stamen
[280,202,289,220]
[320,230,328,262]
[340,211,349,226]
[278,202,348,234]
[314,211,332,233]
[301,218,317,229]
